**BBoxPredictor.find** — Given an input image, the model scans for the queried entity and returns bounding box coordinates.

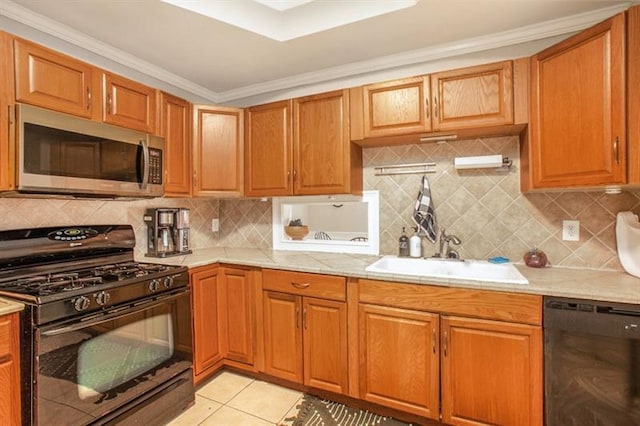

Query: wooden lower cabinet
[262,291,348,394]
[190,266,223,381]
[359,304,440,419]
[0,312,21,426]
[220,267,254,365]
[191,265,255,384]
[441,316,543,426]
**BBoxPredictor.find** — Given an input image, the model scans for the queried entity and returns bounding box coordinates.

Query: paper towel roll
[616,211,640,278]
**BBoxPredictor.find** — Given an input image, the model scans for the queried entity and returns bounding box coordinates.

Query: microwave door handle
[140,138,150,190]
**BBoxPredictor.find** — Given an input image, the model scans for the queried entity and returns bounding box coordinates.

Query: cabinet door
[220,267,254,365]
[245,100,293,197]
[14,38,95,119]
[190,267,223,378]
[363,76,432,138]
[441,316,542,426]
[359,304,440,419]
[293,90,353,195]
[0,313,21,426]
[103,72,157,133]
[263,291,303,383]
[529,13,625,188]
[0,32,15,192]
[431,61,513,131]
[160,93,192,196]
[193,105,244,197]
[303,297,348,394]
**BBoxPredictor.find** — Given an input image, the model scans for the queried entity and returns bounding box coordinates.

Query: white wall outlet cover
[211,218,220,232]
[562,220,580,241]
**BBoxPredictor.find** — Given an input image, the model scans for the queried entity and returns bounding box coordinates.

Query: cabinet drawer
[359,279,542,325]
[262,269,346,301]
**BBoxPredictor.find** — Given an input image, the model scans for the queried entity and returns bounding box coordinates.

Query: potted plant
[284,219,309,240]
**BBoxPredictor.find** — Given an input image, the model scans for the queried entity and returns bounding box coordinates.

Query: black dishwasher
[544,296,640,426]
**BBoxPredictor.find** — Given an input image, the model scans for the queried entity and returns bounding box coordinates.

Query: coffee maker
[144,208,192,257]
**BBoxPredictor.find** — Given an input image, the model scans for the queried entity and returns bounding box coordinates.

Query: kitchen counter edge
[142,248,640,305]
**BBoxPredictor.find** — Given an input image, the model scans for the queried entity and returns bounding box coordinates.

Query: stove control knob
[163,276,174,288]
[74,296,90,312]
[149,279,161,292]
[95,291,111,306]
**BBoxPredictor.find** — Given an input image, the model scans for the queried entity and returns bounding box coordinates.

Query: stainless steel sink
[365,255,529,284]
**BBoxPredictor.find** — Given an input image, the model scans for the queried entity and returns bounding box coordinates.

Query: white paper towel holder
[616,211,640,278]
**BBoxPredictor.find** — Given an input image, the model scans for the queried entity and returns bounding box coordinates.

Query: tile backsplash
[1,135,638,270]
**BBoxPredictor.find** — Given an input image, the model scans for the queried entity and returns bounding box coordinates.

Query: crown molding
[1,0,632,104]
[0,0,222,103]
[215,2,632,102]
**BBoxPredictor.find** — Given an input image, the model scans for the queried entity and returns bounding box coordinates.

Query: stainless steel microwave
[14,103,164,198]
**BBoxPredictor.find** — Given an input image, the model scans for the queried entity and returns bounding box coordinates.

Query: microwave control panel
[149,149,163,184]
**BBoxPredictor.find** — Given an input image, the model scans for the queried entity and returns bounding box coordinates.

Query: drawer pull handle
[291,282,310,289]
[614,137,620,164]
[295,307,300,328]
[425,98,430,119]
[432,329,436,354]
[86,87,91,110]
[303,308,307,330]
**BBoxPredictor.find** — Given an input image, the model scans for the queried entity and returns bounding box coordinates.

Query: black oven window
[76,313,173,399]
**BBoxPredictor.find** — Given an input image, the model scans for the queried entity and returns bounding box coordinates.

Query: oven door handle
[40,289,188,337]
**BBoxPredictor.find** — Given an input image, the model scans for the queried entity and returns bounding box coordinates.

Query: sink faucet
[436,229,462,259]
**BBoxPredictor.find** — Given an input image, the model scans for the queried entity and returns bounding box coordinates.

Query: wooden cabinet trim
[0,32,15,191]
[262,269,346,301]
[0,313,21,425]
[358,279,542,325]
[627,5,640,184]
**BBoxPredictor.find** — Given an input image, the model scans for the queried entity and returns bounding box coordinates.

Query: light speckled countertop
[0,297,25,316]
[141,248,640,305]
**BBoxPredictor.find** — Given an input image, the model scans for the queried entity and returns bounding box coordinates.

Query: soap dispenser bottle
[410,227,422,258]
[398,227,409,257]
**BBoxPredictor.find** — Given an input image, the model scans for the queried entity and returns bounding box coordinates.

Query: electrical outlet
[562,220,580,241]
[211,218,219,232]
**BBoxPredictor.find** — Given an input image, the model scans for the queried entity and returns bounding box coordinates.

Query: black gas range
[0,225,194,425]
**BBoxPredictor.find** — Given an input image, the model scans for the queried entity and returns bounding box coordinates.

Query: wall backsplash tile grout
[0,135,638,270]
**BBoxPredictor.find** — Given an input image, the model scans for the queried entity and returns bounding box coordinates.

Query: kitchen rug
[283,394,412,426]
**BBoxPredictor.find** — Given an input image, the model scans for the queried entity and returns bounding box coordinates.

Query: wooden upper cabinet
[359,304,440,419]
[431,60,513,131]
[160,92,192,196]
[441,316,542,426]
[529,13,626,189]
[14,38,97,119]
[245,100,293,197]
[362,76,432,138]
[103,72,157,133]
[192,105,244,197]
[0,32,15,192]
[294,89,362,195]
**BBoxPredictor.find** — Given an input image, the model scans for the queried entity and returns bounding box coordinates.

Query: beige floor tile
[197,371,255,404]
[278,395,304,426]
[166,395,222,426]
[227,380,302,423]
[199,405,273,426]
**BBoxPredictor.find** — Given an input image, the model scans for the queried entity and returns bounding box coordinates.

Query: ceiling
[0,0,635,105]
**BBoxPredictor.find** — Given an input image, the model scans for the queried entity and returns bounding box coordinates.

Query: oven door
[34,289,192,426]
